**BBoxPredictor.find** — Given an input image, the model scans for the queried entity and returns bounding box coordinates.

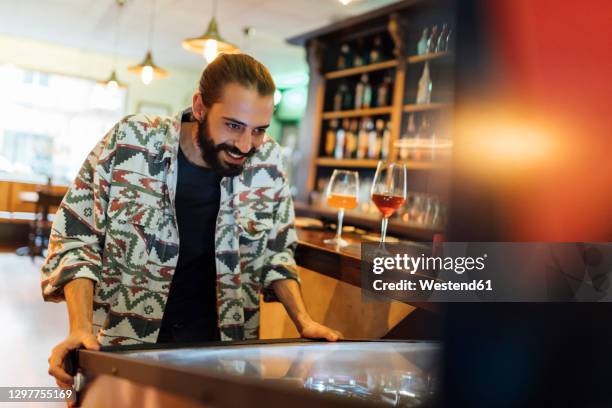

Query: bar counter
[259,225,441,341]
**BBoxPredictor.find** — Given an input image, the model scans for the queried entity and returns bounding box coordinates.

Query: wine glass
[371,161,407,243]
[324,170,359,248]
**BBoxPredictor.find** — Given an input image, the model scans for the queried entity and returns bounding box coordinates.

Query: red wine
[372,194,406,218]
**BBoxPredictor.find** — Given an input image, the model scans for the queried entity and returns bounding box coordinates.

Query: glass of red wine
[371,161,407,243]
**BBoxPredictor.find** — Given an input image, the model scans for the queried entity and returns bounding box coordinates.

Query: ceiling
[0,0,400,82]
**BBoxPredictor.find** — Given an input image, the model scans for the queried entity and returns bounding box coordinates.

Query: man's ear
[192,92,206,121]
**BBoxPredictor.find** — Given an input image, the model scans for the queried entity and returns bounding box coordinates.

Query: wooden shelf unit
[315,158,380,168]
[321,106,393,119]
[406,51,452,64]
[288,0,454,240]
[316,157,448,170]
[324,59,399,80]
[403,102,451,112]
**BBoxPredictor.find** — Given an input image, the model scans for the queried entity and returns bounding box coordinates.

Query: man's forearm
[64,278,95,334]
[271,279,313,332]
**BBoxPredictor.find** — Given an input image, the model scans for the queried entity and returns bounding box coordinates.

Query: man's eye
[253,128,265,136]
[226,122,241,130]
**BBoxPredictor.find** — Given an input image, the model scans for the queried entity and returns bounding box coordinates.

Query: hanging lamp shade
[97,69,126,89]
[128,50,168,85]
[182,17,240,61]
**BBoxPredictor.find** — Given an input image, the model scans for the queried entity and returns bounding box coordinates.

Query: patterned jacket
[40,111,299,345]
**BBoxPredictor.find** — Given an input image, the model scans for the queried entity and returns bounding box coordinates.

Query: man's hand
[298,318,344,342]
[271,279,344,342]
[48,329,99,389]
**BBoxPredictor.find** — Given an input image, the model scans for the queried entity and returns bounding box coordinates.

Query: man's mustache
[214,143,256,159]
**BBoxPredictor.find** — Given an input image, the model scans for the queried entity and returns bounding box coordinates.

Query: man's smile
[223,150,248,164]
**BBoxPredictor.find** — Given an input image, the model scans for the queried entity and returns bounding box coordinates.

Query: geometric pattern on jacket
[41,111,299,345]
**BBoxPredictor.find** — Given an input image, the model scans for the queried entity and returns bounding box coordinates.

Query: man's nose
[234,132,253,154]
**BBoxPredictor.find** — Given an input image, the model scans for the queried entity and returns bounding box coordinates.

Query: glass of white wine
[324,170,359,248]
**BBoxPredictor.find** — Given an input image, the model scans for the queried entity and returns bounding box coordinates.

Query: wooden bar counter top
[259,226,442,341]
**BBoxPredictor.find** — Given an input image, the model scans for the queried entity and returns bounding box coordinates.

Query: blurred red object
[453,0,611,241]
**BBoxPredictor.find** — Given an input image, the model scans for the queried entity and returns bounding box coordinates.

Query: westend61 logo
[372,253,488,275]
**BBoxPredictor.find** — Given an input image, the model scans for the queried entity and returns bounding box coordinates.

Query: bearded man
[41,53,342,389]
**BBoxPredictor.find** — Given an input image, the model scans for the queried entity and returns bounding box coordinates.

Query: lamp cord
[148,0,157,51]
[112,1,122,69]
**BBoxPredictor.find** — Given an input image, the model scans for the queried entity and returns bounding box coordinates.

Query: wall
[0,34,201,116]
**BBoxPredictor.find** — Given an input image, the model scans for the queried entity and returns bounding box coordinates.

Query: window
[0,65,127,185]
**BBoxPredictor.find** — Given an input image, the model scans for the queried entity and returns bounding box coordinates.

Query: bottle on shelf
[354,38,365,67]
[376,75,391,107]
[325,120,337,157]
[435,24,449,53]
[366,118,378,159]
[445,28,453,51]
[357,118,369,159]
[378,119,390,160]
[417,28,429,55]
[362,75,372,109]
[344,119,358,159]
[427,25,439,54]
[334,120,347,159]
[337,43,352,69]
[382,121,391,158]
[369,35,384,63]
[399,113,416,160]
[430,128,438,162]
[354,74,366,110]
[411,113,422,160]
[333,83,346,111]
[420,115,435,161]
[416,62,432,104]
[341,82,353,111]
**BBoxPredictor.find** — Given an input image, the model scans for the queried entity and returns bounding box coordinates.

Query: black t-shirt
[157,145,222,343]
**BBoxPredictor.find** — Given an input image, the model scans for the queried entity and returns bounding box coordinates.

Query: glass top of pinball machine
[116,340,440,407]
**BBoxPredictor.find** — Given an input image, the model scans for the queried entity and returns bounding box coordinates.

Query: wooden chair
[28,190,64,259]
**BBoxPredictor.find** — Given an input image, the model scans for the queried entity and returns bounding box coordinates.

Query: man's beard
[196,117,256,177]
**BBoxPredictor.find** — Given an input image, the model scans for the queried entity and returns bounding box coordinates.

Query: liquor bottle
[416,62,432,104]
[325,120,337,157]
[345,119,358,158]
[376,75,391,107]
[410,113,422,160]
[382,121,392,159]
[334,121,346,159]
[417,28,429,55]
[369,35,384,63]
[400,114,416,160]
[445,28,453,51]
[420,115,434,161]
[435,24,449,53]
[337,43,352,69]
[357,118,369,159]
[362,75,372,109]
[354,74,366,109]
[377,119,388,159]
[430,128,438,161]
[366,118,378,159]
[427,25,438,54]
[342,83,354,110]
[354,39,365,67]
[333,83,346,111]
